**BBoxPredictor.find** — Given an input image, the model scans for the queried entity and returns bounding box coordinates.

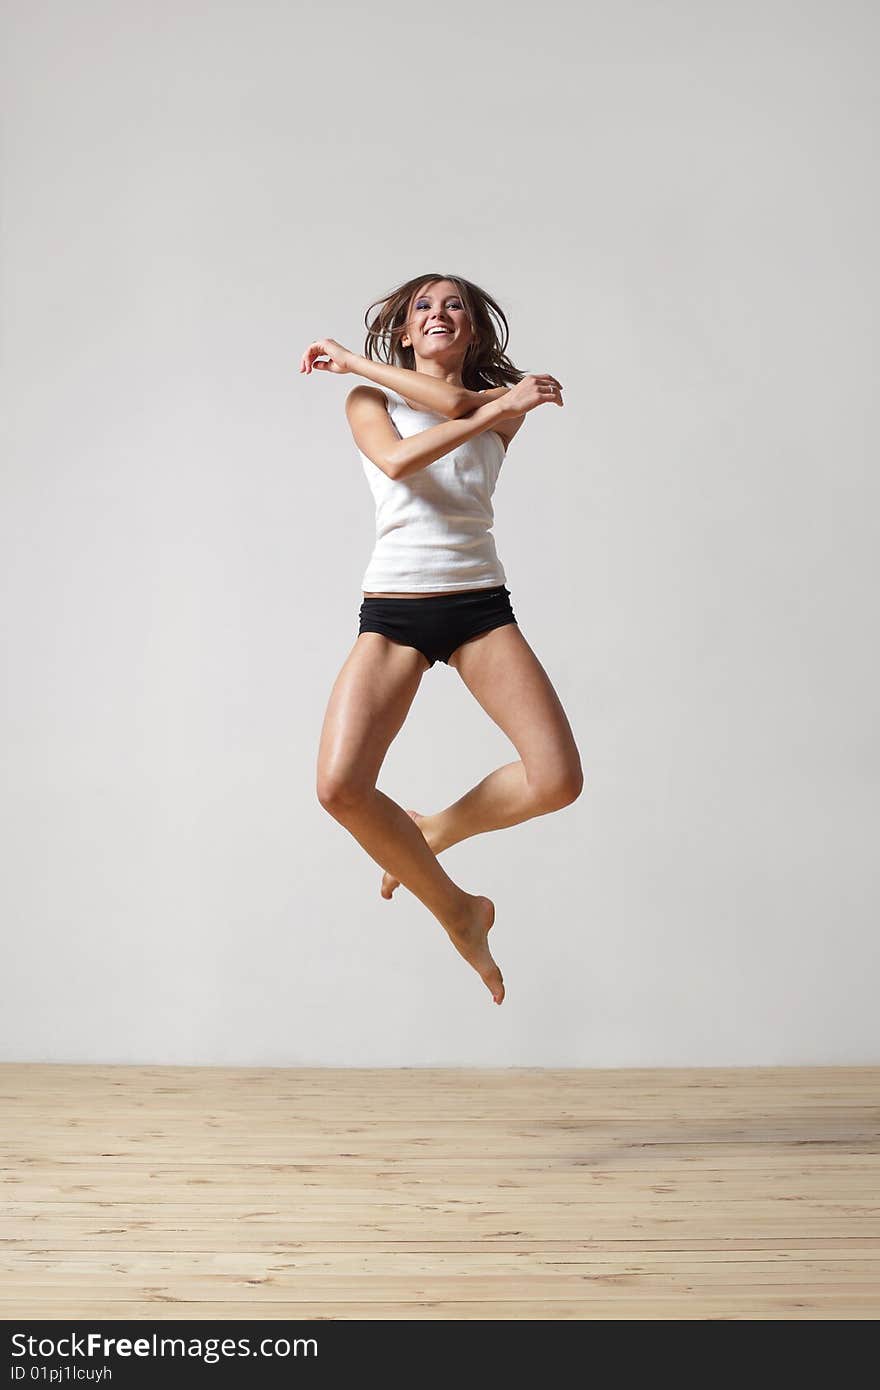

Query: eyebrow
[414,291,461,301]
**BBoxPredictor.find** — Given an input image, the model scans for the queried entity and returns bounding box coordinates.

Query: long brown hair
[362,273,523,390]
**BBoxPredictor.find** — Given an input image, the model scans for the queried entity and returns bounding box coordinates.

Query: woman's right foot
[445,895,505,1004]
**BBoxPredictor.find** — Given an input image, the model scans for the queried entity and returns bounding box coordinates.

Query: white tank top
[358,387,507,593]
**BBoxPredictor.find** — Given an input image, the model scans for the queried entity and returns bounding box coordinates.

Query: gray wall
[2,1,877,1065]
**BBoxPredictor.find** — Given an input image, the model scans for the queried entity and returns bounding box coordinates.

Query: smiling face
[401,279,473,373]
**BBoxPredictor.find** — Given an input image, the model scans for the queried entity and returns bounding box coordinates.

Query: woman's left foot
[381,810,431,898]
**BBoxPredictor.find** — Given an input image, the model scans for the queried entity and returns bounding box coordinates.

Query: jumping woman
[301,274,584,1005]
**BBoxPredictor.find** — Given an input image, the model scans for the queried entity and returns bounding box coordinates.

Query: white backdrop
[2,0,877,1065]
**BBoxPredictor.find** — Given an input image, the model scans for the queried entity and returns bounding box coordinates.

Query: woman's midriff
[362,587,493,598]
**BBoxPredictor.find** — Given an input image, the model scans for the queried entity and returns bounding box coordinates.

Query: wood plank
[2,1063,877,1320]
[1,1297,878,1320]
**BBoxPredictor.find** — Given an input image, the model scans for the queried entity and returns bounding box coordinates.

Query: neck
[411,356,464,388]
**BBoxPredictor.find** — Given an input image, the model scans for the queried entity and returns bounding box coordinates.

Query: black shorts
[358,584,518,669]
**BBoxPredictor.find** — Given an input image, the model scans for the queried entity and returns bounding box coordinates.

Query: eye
[416,299,462,310]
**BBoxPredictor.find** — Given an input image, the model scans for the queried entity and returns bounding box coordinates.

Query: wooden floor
[2,1064,879,1320]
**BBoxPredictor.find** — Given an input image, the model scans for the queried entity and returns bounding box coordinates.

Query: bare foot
[446,895,505,1004]
[381,809,429,898]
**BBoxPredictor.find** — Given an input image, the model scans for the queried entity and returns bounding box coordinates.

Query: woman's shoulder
[346,383,393,412]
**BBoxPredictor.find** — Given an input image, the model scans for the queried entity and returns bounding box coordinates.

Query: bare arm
[302,337,563,424]
[302,338,465,414]
[457,385,518,417]
[347,368,523,420]
[349,373,561,479]
[452,375,563,452]
[344,365,560,425]
[343,352,469,417]
[342,364,541,427]
[388,398,510,480]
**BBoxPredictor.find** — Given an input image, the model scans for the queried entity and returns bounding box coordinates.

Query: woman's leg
[317,632,505,1002]
[381,624,583,893]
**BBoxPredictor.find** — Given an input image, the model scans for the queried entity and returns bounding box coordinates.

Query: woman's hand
[496,373,564,418]
[299,339,354,374]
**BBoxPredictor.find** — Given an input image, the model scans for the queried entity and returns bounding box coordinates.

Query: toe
[487,968,504,1004]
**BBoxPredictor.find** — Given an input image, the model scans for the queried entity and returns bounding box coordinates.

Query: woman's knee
[316,769,375,817]
[528,760,585,813]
